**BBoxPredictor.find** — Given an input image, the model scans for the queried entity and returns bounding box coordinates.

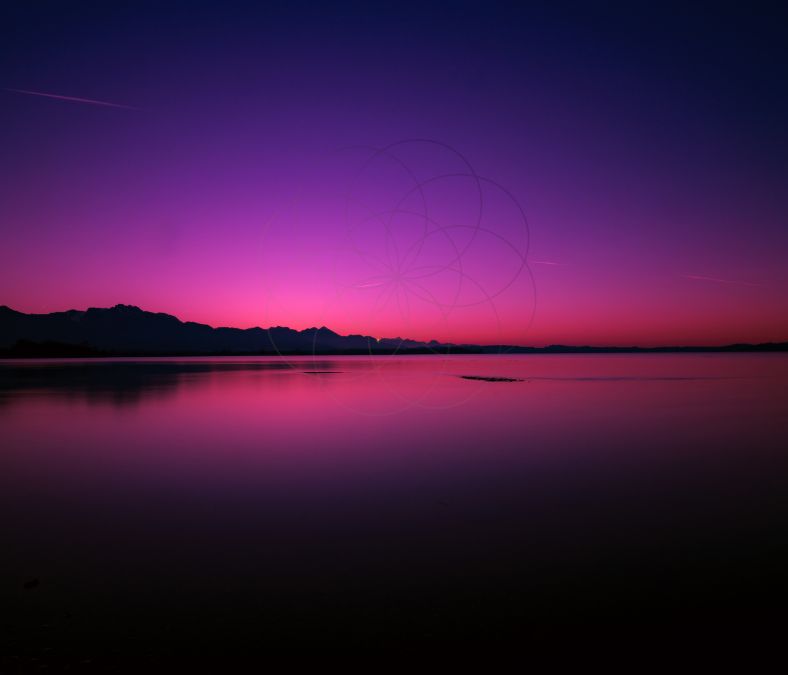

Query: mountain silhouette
[0,304,440,355]
[1,304,786,356]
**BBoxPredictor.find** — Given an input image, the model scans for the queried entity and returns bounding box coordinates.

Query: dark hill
[0,304,405,355]
[1,304,786,356]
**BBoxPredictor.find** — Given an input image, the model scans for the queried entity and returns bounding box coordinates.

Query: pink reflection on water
[2,353,788,637]
[2,355,786,495]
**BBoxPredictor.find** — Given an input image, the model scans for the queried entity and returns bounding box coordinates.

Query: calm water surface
[2,354,788,663]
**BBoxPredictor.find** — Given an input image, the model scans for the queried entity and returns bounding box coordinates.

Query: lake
[2,354,787,664]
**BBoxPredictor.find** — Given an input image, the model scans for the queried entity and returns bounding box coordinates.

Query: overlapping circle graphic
[260,140,536,414]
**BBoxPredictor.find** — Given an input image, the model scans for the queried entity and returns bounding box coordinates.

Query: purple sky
[1,1,787,345]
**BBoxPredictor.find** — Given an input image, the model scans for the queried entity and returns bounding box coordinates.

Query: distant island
[1,304,786,357]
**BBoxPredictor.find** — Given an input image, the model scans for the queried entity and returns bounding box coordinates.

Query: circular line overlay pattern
[260,140,537,414]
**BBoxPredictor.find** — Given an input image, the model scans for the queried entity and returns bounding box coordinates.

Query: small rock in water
[459,375,523,382]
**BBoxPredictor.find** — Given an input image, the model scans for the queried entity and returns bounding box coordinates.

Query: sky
[1,0,787,346]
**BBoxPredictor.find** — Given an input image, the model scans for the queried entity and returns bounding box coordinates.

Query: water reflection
[0,359,340,408]
[1,355,788,665]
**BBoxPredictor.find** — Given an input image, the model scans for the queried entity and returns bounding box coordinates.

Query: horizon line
[2,302,786,351]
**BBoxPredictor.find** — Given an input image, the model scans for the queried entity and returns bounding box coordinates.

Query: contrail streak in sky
[682,274,764,287]
[4,87,137,109]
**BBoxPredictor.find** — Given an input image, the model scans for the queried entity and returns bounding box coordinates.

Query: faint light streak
[5,87,138,110]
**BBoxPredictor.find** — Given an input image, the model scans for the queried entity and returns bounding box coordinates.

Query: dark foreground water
[1,354,787,666]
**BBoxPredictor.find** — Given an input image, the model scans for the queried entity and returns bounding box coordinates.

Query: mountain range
[1,304,786,356]
[0,304,444,356]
